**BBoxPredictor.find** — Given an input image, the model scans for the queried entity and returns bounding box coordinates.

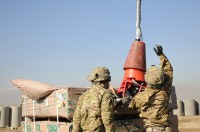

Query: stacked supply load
[21,121,73,132]
[11,79,88,132]
[21,87,88,120]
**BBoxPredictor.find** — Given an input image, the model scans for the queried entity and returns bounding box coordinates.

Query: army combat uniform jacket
[129,54,173,127]
[72,84,115,132]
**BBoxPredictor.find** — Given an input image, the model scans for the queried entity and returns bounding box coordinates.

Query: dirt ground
[0,127,21,132]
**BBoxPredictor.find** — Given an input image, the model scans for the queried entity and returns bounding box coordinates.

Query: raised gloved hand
[154,45,163,56]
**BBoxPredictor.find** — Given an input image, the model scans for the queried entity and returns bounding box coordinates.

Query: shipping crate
[22,87,88,120]
[22,119,142,132]
[22,121,72,132]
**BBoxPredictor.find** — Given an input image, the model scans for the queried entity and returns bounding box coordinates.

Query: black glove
[154,45,163,56]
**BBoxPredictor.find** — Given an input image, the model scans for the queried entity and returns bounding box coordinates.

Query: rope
[136,0,142,40]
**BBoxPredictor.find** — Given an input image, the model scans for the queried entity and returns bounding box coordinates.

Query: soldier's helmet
[144,66,164,87]
[87,67,111,82]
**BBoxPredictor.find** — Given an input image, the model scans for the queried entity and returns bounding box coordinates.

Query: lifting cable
[135,0,142,41]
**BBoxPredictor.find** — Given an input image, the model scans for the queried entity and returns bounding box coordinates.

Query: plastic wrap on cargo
[11,79,58,100]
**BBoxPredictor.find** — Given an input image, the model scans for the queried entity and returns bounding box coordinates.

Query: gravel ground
[0,127,22,132]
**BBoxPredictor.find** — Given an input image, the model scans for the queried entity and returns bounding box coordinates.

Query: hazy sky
[0,1,200,106]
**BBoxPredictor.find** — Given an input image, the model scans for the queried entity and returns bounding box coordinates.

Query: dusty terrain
[0,127,21,132]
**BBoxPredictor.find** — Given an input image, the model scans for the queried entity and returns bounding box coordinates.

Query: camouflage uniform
[72,67,115,132]
[129,53,173,132]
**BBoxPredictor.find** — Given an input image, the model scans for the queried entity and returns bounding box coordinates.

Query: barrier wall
[0,106,22,128]
[0,106,10,128]
[173,99,200,116]
[10,106,22,129]
[195,99,200,115]
[173,100,184,116]
[183,100,196,116]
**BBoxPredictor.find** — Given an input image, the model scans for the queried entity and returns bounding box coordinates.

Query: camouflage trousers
[145,127,172,132]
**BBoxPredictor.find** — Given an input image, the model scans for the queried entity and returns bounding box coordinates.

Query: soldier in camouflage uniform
[128,45,173,132]
[72,67,115,132]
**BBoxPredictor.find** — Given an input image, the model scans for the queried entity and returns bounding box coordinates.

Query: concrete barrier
[183,100,196,116]
[0,106,10,128]
[195,99,200,115]
[173,100,184,116]
[9,106,22,129]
